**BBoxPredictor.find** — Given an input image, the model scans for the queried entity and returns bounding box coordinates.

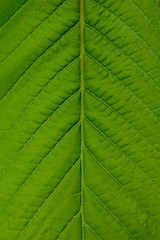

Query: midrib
[80,0,85,239]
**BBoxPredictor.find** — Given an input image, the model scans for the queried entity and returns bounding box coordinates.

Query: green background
[0,0,160,239]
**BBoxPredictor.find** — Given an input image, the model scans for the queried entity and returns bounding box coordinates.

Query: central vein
[80,0,85,238]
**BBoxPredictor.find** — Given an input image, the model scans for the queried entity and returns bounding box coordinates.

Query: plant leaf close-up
[0,0,160,239]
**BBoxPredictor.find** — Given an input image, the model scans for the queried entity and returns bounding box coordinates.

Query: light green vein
[80,0,85,239]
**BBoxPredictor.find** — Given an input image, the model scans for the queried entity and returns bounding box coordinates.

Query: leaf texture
[0,0,160,239]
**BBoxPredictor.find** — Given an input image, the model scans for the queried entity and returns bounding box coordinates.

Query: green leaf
[0,0,160,239]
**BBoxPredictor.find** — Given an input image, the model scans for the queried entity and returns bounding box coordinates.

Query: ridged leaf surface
[0,0,160,239]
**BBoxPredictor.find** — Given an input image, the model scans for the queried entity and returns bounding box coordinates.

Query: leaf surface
[0,0,160,239]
